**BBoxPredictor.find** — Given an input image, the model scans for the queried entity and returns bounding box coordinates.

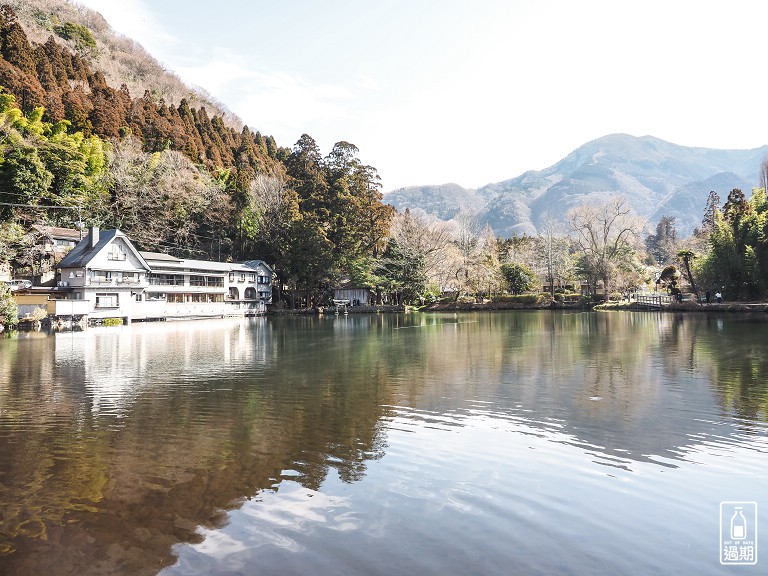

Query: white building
[56,227,272,322]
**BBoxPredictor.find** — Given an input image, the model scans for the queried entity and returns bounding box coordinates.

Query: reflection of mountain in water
[0,312,766,575]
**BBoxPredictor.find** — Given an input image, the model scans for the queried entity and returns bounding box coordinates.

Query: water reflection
[0,311,766,575]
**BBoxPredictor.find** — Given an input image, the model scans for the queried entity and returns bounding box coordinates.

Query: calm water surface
[0,311,766,575]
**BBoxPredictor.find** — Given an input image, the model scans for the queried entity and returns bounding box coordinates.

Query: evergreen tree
[0,6,36,77]
[501,262,538,295]
[645,215,678,264]
[701,190,721,235]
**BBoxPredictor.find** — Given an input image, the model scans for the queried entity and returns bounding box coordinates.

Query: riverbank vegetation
[0,3,767,317]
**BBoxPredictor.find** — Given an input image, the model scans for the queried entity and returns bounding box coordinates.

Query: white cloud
[69,0,768,191]
[73,0,179,54]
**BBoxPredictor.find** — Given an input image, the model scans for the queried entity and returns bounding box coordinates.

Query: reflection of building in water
[0,316,392,576]
[3,312,760,576]
[53,318,272,415]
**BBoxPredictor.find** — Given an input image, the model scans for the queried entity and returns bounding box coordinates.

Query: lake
[0,311,766,575]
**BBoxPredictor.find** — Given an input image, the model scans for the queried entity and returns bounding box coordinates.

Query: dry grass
[10,0,241,128]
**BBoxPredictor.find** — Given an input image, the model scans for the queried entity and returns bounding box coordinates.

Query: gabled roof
[32,225,82,241]
[244,260,273,274]
[58,229,150,271]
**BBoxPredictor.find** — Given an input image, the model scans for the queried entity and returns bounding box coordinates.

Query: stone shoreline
[265,300,768,316]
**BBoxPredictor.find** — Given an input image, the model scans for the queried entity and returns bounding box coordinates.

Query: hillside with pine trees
[0,2,394,307]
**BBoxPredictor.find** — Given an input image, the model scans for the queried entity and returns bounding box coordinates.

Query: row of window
[89,271,140,283]
[164,293,225,303]
[98,293,229,306]
[148,274,225,287]
[97,290,269,307]
[84,270,269,286]
[145,273,270,285]
[227,272,270,284]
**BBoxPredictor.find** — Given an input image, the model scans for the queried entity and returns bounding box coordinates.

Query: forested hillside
[2,1,767,313]
[0,3,394,306]
[8,0,230,120]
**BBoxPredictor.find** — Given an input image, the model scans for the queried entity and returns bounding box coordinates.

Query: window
[239,273,246,282]
[229,272,235,282]
[249,273,256,282]
[95,293,118,308]
[107,243,126,261]
[258,275,270,285]
[148,274,183,286]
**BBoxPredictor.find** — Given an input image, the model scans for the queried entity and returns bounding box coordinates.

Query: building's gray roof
[59,230,271,277]
[244,260,273,274]
[32,225,82,241]
[139,251,181,262]
[58,229,150,270]
[58,229,119,268]
[143,254,273,275]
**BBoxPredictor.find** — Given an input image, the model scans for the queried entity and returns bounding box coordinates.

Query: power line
[0,202,79,210]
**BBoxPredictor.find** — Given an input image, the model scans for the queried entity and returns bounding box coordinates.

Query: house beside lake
[22,227,272,325]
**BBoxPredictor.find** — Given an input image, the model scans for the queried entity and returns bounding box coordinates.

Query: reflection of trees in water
[1,312,766,574]
[0,317,395,575]
[696,315,768,423]
[382,311,763,467]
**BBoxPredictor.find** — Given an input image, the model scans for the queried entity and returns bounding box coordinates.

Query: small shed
[333,280,371,306]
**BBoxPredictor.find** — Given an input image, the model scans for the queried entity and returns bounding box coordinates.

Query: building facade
[55,227,272,323]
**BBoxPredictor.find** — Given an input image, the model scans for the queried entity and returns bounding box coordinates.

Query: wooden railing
[634,294,673,308]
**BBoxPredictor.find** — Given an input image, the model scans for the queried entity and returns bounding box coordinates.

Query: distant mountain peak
[386,134,768,237]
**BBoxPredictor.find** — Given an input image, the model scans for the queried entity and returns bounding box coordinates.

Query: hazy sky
[74,0,768,192]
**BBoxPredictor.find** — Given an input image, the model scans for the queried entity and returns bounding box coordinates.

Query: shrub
[29,307,48,322]
[0,283,18,328]
[491,294,548,306]
[55,21,97,51]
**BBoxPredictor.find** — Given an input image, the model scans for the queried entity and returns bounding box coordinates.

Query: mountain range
[385,134,768,237]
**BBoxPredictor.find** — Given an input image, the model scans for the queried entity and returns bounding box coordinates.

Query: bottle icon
[731,507,747,540]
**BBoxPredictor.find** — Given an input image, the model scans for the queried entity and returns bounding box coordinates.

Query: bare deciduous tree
[535,214,572,296]
[107,137,229,254]
[567,196,644,295]
[390,209,453,274]
[760,157,768,192]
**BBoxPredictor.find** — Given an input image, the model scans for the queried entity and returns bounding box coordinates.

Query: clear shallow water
[0,311,766,575]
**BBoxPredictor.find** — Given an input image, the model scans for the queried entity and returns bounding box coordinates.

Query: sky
[74,0,768,193]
